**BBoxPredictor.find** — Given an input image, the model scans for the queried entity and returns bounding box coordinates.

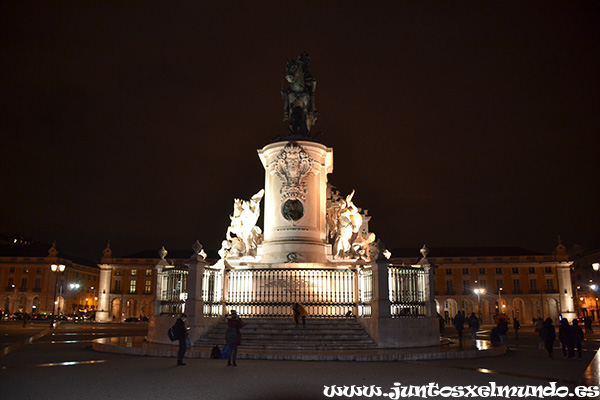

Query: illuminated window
[144,280,152,294]
[131,269,137,276]
[145,269,152,276]
[114,269,121,276]
[129,280,136,294]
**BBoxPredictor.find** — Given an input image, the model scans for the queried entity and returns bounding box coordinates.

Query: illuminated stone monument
[148,54,440,349]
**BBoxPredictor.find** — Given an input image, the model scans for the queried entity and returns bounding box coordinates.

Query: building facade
[391,241,575,324]
[570,246,600,320]
[95,242,194,322]
[0,237,99,318]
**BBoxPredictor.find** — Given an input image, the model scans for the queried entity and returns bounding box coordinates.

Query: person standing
[541,317,556,358]
[513,318,521,340]
[569,319,584,360]
[535,318,544,349]
[173,313,189,366]
[453,312,465,348]
[558,318,570,359]
[497,318,509,349]
[437,312,445,335]
[584,317,593,334]
[292,302,308,328]
[467,312,479,341]
[225,310,244,367]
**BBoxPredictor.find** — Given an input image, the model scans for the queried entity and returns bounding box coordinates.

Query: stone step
[196,317,377,350]
[204,327,369,334]
[199,335,374,343]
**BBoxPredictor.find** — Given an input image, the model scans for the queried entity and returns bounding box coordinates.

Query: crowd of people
[445,310,592,359]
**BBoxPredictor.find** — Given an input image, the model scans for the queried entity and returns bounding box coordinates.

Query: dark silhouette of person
[225,310,244,366]
[173,313,189,366]
[559,318,570,359]
[541,318,556,358]
[513,318,521,340]
[453,312,465,348]
[569,319,584,360]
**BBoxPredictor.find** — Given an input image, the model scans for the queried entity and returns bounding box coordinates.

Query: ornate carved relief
[269,141,313,223]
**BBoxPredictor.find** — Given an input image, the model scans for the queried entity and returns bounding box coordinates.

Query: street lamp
[474,287,486,321]
[591,284,599,320]
[70,283,80,315]
[50,264,65,327]
[593,263,599,272]
[11,284,17,315]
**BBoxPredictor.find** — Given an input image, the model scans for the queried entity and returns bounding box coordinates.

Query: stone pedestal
[257,140,333,264]
[185,258,221,342]
[358,262,440,348]
[96,264,113,322]
[557,263,576,321]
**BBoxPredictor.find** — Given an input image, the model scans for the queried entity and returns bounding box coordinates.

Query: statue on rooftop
[281,53,318,136]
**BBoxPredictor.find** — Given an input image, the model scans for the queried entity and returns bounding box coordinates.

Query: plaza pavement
[1,322,599,400]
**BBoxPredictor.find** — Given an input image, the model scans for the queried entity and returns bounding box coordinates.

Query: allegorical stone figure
[281,52,318,136]
[224,189,265,257]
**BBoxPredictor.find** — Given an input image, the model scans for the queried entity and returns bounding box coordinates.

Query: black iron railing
[388,266,427,318]
[225,268,355,318]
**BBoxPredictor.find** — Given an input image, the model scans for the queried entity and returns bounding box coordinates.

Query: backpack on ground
[220,344,230,359]
[167,325,177,341]
[210,345,221,359]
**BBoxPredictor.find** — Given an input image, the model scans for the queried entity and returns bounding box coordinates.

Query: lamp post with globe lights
[50,264,65,327]
[474,287,486,322]
[70,283,80,316]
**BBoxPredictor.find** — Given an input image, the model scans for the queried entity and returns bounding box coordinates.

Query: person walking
[541,317,556,358]
[292,302,308,328]
[569,319,584,360]
[513,318,521,340]
[558,318,570,359]
[467,312,479,341]
[453,312,465,348]
[173,313,189,366]
[225,310,244,367]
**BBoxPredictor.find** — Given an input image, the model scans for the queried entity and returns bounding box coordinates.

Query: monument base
[358,317,440,348]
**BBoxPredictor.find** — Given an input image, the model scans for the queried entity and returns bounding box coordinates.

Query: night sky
[2,2,599,261]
